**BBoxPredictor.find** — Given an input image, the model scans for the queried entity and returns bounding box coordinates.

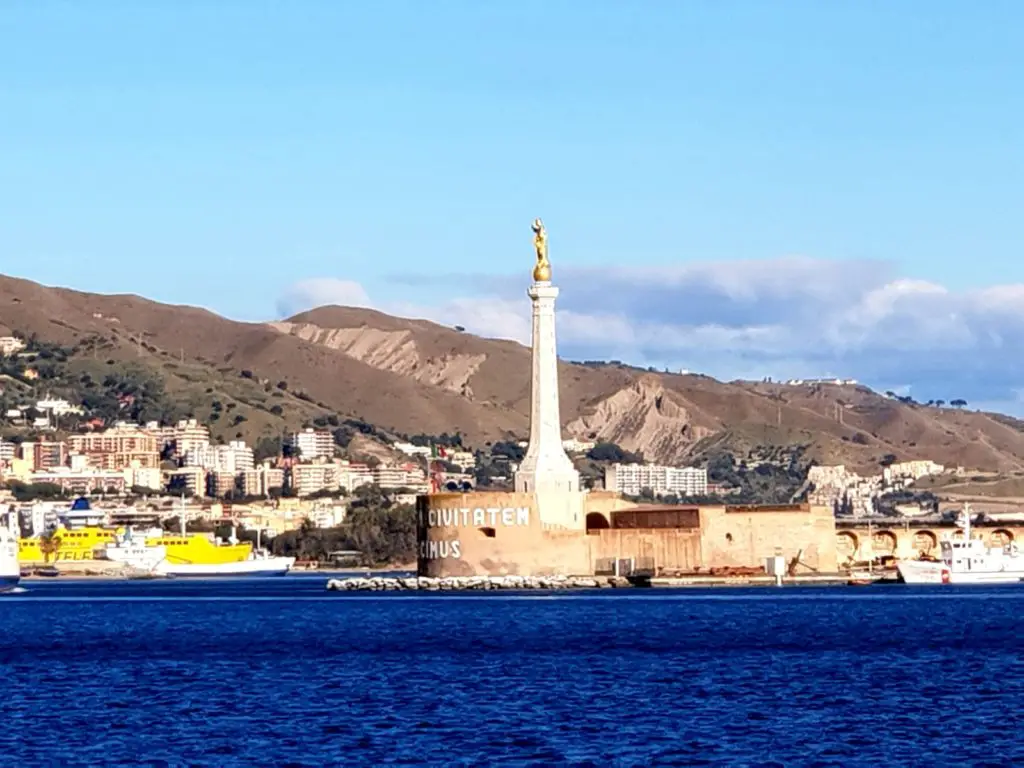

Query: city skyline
[4,3,1024,411]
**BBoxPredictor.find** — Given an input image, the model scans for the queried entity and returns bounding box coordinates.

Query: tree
[950,399,968,409]
[39,530,62,564]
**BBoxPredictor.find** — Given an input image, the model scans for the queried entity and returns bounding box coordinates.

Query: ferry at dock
[105,526,295,578]
[897,503,1024,585]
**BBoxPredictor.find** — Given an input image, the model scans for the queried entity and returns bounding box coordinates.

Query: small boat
[897,503,1024,585]
[847,570,876,586]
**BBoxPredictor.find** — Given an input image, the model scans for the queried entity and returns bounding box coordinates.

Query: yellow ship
[19,526,252,566]
[19,526,119,564]
[145,532,251,565]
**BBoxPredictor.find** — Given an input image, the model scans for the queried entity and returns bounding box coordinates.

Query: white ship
[104,525,295,578]
[897,503,1024,585]
[0,509,21,592]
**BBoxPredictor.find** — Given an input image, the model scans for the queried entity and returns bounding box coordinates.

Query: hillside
[2,273,1024,473]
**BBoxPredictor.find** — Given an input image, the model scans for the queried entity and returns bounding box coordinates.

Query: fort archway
[912,530,937,556]
[990,529,1014,547]
[872,530,898,556]
[836,531,859,561]
[586,512,610,534]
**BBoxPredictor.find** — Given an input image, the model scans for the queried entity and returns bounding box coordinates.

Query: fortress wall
[698,504,838,572]
[589,528,702,573]
[417,491,590,577]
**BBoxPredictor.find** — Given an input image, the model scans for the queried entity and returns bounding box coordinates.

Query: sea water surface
[3,576,1024,767]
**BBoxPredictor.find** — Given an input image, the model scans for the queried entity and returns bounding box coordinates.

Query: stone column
[514,280,580,497]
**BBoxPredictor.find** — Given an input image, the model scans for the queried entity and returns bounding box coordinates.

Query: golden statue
[532,217,551,282]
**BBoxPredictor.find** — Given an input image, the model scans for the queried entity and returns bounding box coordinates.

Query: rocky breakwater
[326,575,633,592]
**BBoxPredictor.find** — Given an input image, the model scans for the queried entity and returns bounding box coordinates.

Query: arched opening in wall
[585,513,610,534]
[836,531,859,562]
[990,529,1014,548]
[478,527,496,538]
[912,530,938,557]
[871,530,898,556]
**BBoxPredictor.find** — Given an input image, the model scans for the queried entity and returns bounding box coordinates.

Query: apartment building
[21,441,68,471]
[288,429,334,460]
[604,463,708,497]
[0,336,25,356]
[372,464,426,490]
[171,419,211,457]
[290,463,340,497]
[337,462,373,493]
[185,441,254,473]
[239,465,286,497]
[70,425,160,470]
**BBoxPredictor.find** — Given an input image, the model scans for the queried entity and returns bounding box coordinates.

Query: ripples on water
[3,578,1024,766]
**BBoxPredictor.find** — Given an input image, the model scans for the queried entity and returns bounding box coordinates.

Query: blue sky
[4,2,1024,411]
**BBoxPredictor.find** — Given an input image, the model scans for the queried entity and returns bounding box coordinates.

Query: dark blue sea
[3,576,1024,767]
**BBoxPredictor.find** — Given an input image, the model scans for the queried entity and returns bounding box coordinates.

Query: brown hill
[2,272,1024,472]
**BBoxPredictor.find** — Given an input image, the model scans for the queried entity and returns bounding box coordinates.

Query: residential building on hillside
[0,336,25,355]
[69,425,160,469]
[373,464,426,490]
[604,463,709,498]
[562,438,596,454]
[171,419,211,457]
[31,468,126,494]
[337,462,373,493]
[883,460,944,483]
[240,465,286,497]
[290,462,340,497]
[21,441,68,471]
[166,466,206,497]
[393,441,431,457]
[184,441,254,473]
[288,428,334,460]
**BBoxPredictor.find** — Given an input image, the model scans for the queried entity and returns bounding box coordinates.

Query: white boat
[103,528,168,573]
[0,509,20,592]
[897,503,1024,585]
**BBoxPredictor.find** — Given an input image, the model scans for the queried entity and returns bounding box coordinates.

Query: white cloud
[276,279,371,317]
[276,259,1024,413]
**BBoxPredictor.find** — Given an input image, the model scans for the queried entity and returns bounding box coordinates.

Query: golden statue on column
[532,218,551,282]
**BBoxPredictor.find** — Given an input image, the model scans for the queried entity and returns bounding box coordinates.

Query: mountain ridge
[1,272,1021,473]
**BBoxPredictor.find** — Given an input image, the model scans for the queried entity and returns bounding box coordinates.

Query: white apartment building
[562,438,596,454]
[393,441,431,457]
[883,460,945,484]
[291,463,340,497]
[337,462,373,493]
[289,429,334,460]
[604,463,709,498]
[0,336,25,356]
[184,441,254,473]
[373,465,426,490]
[171,419,211,456]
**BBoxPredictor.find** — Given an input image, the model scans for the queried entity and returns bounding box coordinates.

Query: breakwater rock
[326,575,633,592]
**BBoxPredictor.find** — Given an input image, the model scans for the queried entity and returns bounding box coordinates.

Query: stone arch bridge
[835,520,1024,564]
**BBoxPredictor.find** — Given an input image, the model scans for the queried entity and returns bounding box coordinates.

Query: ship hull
[898,559,1024,585]
[0,573,20,592]
[153,557,296,578]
